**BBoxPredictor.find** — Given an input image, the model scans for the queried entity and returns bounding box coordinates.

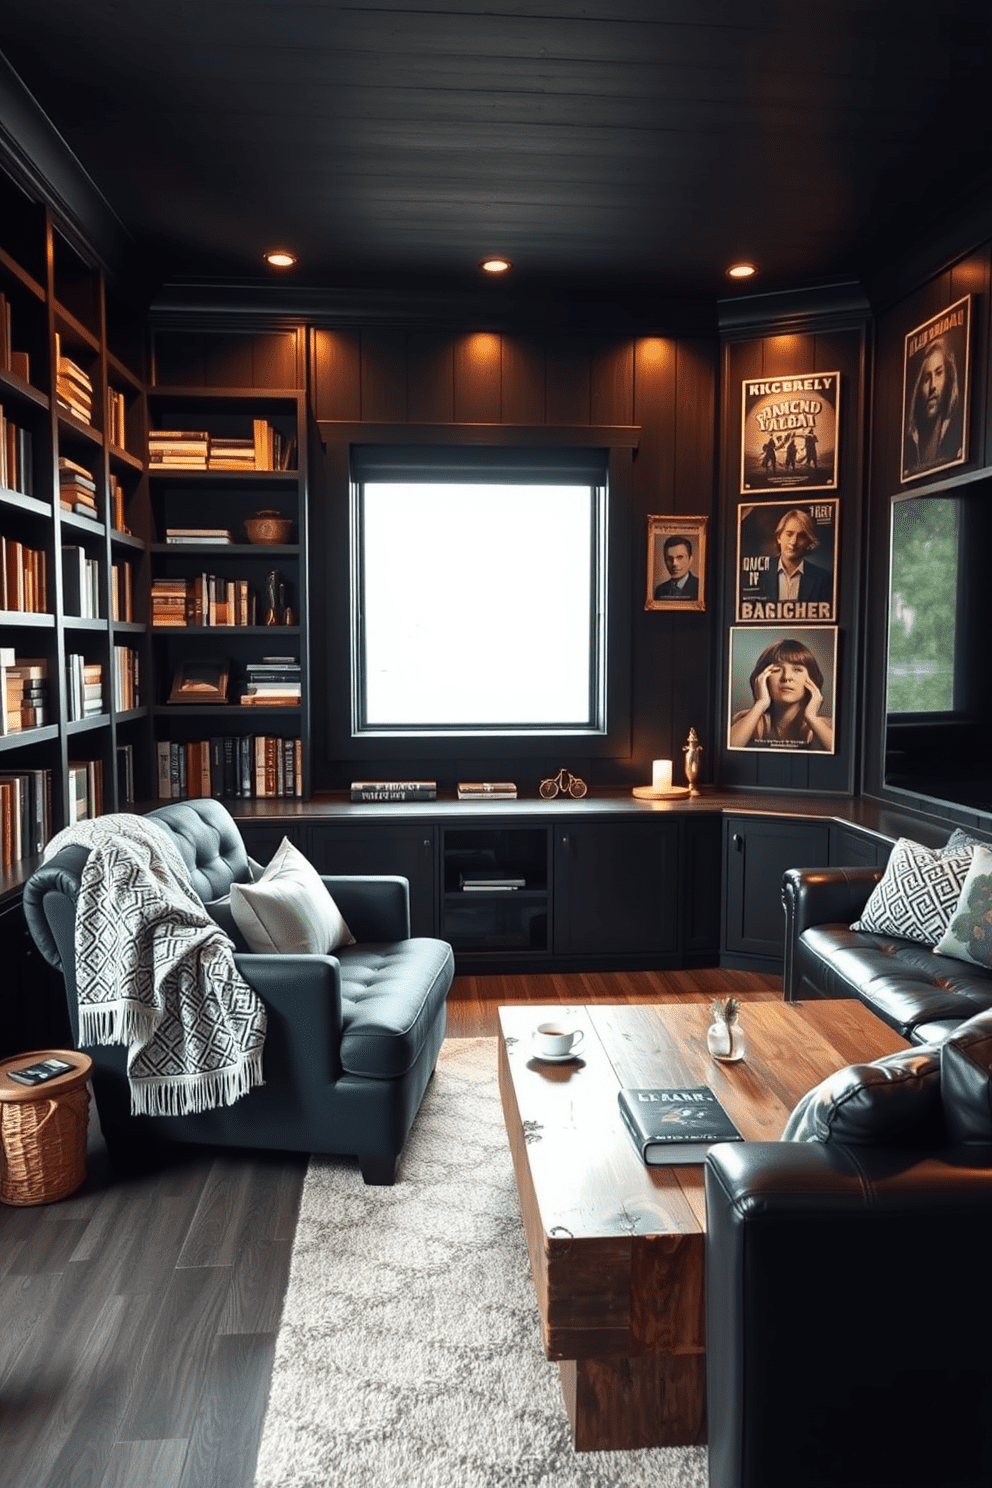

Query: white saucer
[530,1047,582,1063]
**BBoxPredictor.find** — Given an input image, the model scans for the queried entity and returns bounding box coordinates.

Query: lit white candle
[652,759,672,792]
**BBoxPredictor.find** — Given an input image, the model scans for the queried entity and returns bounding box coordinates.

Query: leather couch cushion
[338,939,454,1079]
[782,1045,943,1145]
[942,1010,992,1143]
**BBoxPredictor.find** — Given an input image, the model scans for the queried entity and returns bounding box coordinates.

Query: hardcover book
[618,1085,743,1165]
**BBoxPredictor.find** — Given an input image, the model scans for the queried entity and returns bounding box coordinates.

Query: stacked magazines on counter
[351,780,437,802]
[618,1085,743,1165]
[457,781,517,799]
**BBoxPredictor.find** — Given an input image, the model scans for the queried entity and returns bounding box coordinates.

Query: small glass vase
[707,1019,746,1063]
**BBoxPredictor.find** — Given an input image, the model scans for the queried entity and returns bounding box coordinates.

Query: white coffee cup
[533,1022,585,1058]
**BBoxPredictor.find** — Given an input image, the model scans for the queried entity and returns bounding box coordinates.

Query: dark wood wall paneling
[862,246,992,813]
[310,328,716,793]
[151,329,303,389]
[719,326,867,797]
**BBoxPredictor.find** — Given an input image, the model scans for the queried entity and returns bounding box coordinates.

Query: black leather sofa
[782,864,992,1043]
[705,1005,992,1488]
[23,798,454,1183]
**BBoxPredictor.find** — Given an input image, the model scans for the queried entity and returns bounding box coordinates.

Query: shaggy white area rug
[254,1037,709,1488]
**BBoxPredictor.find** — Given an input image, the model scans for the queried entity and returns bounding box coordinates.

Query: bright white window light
[357,481,601,732]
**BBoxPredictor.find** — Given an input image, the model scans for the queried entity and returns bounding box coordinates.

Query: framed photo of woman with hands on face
[727,626,837,754]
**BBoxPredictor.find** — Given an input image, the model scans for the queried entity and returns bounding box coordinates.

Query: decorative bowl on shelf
[244,510,293,545]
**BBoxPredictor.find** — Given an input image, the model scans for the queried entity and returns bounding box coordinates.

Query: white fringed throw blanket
[43,814,266,1117]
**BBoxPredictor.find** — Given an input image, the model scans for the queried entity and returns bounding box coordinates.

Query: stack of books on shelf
[0,765,52,865]
[240,656,300,706]
[58,456,99,518]
[165,527,235,545]
[65,654,103,721]
[61,546,101,618]
[459,869,526,891]
[457,780,518,800]
[350,779,437,802]
[1,536,47,612]
[207,437,255,470]
[1,651,49,734]
[112,645,140,712]
[67,759,103,822]
[156,735,302,800]
[111,559,134,621]
[149,430,210,469]
[0,409,33,495]
[151,574,257,627]
[55,337,93,424]
[106,387,127,448]
[0,293,30,383]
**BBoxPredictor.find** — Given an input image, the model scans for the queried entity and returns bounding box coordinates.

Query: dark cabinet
[553,819,679,957]
[306,824,437,937]
[723,814,831,962]
[440,826,550,957]
[830,824,892,870]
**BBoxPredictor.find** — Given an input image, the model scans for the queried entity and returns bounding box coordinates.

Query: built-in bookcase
[0,180,148,891]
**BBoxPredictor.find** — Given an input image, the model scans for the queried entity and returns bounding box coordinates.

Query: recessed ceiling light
[264,250,298,269]
[479,257,512,275]
[727,262,757,280]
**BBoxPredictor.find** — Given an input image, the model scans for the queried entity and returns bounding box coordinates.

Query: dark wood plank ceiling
[1,0,990,304]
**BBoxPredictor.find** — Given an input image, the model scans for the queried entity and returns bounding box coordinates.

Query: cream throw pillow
[229,837,355,954]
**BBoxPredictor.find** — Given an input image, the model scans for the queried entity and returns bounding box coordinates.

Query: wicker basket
[0,1052,92,1206]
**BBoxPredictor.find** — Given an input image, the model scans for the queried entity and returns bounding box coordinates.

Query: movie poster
[740,371,840,493]
[727,626,837,754]
[900,295,970,483]
[736,497,838,623]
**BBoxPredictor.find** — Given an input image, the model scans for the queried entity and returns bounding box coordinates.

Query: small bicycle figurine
[539,767,588,800]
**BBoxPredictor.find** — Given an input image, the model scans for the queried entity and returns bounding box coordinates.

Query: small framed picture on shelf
[645,515,707,611]
[169,658,229,704]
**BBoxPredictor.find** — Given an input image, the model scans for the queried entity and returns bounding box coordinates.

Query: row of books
[1,535,47,612]
[68,758,103,822]
[62,545,101,618]
[151,575,260,627]
[66,654,103,722]
[0,766,52,866]
[0,407,33,496]
[156,735,303,800]
[107,387,128,449]
[111,559,135,622]
[59,456,98,518]
[1,651,48,735]
[55,336,93,425]
[0,293,30,384]
[149,421,295,472]
[113,645,140,712]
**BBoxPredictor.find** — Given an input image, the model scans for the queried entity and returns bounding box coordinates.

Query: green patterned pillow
[934,844,992,969]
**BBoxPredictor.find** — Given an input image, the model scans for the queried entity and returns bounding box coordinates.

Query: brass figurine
[683,727,702,795]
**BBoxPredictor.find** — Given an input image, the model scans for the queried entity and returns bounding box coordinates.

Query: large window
[886,493,958,714]
[350,445,609,738]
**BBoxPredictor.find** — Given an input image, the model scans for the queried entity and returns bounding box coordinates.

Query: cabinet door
[554,821,678,956]
[831,824,892,869]
[306,825,437,937]
[724,816,831,960]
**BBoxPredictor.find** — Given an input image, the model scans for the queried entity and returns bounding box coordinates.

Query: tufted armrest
[782,866,883,1001]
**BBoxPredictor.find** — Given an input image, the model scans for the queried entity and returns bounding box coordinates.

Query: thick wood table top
[498,999,907,1364]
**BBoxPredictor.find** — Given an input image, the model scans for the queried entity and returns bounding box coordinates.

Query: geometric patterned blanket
[43,813,266,1118]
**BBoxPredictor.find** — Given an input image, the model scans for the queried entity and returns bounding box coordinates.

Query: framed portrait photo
[169,658,230,704]
[727,625,837,755]
[645,515,707,612]
[900,295,971,483]
[740,371,840,493]
[736,497,838,624]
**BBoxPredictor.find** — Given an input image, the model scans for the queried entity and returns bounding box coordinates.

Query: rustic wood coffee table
[498,999,907,1451]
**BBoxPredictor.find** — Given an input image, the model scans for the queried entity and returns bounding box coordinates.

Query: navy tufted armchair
[23,798,454,1183]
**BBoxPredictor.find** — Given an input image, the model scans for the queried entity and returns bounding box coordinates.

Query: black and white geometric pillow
[851,837,975,946]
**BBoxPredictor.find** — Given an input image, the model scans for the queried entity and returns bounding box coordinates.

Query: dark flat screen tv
[884,477,992,814]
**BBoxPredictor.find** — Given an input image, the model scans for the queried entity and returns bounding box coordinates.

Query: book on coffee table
[618,1084,743,1165]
